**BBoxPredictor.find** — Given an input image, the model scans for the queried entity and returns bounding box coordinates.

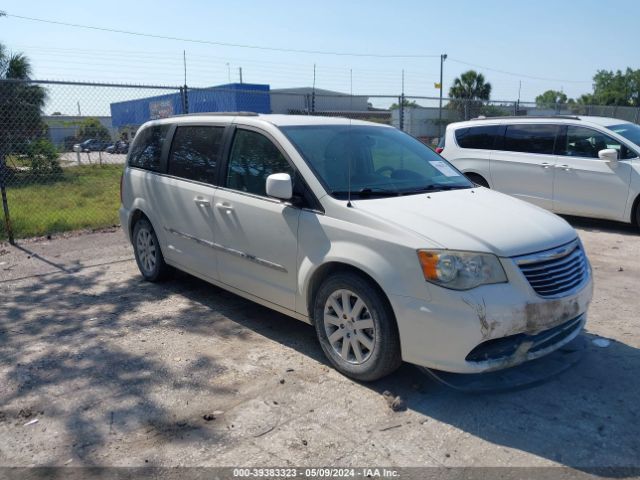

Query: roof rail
[173,111,259,117]
[471,115,581,121]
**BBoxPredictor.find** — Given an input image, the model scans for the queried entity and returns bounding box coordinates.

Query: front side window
[455,125,499,150]
[560,126,633,159]
[226,129,294,196]
[502,124,559,155]
[168,126,224,183]
[129,124,170,171]
[281,125,472,199]
[607,123,640,151]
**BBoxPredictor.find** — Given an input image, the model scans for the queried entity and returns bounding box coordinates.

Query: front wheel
[133,218,172,282]
[313,272,401,381]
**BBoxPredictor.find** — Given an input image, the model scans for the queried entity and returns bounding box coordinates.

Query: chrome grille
[516,240,589,298]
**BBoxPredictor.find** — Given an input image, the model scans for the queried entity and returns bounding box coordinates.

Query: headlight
[417,249,507,290]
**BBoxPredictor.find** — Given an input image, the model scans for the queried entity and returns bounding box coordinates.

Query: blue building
[110,83,271,130]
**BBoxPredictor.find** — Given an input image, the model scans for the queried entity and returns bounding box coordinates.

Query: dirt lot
[0,218,638,471]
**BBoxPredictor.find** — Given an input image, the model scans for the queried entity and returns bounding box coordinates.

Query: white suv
[439,115,640,225]
[120,114,593,381]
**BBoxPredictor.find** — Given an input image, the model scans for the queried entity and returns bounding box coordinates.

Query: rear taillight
[435,147,444,154]
[120,172,124,204]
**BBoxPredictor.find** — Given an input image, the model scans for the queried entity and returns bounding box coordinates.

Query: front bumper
[390,257,593,374]
[464,313,585,369]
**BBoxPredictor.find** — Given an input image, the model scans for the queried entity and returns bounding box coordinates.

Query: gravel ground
[0,218,638,471]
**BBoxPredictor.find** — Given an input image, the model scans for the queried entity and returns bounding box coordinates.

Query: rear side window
[129,125,170,171]
[455,125,499,150]
[502,124,559,155]
[168,126,225,183]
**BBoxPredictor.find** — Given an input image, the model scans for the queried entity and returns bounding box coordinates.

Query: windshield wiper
[332,187,401,198]
[401,184,472,194]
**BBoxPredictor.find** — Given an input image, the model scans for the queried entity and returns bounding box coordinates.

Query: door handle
[194,197,210,207]
[555,164,571,171]
[540,162,552,169]
[215,202,234,214]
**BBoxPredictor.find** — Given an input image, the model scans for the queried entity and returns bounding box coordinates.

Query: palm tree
[449,70,492,101]
[448,70,492,120]
[0,44,33,80]
[0,43,47,159]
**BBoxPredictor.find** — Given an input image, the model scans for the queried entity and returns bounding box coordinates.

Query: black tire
[634,198,640,229]
[312,272,402,381]
[132,218,172,282]
[466,173,490,188]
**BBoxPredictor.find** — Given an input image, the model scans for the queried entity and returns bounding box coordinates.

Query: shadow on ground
[562,215,638,236]
[1,255,638,471]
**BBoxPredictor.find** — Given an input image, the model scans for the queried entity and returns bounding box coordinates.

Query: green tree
[76,117,111,142]
[589,68,640,106]
[24,138,62,176]
[479,104,511,117]
[535,89,569,108]
[447,70,492,120]
[449,70,492,101]
[389,99,419,110]
[577,93,594,105]
[0,43,47,157]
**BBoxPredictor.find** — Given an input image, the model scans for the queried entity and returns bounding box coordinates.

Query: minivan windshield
[607,123,640,147]
[280,125,472,199]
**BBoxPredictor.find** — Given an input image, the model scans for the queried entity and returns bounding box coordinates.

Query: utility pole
[350,68,353,109]
[239,67,243,84]
[399,69,405,132]
[183,50,187,85]
[311,64,316,114]
[77,101,81,116]
[182,50,189,114]
[438,53,447,138]
[516,80,522,115]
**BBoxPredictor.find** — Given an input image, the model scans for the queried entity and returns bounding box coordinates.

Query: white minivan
[120,114,593,381]
[439,115,640,226]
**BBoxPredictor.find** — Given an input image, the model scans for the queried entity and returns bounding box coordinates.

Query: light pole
[438,53,447,139]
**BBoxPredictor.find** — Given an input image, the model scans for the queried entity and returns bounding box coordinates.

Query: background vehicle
[73,138,110,152]
[440,116,640,226]
[120,114,592,381]
[106,140,129,154]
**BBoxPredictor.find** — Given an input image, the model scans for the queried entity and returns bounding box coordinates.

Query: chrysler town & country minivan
[120,114,593,381]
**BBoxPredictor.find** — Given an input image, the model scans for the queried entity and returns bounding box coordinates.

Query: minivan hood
[353,188,577,257]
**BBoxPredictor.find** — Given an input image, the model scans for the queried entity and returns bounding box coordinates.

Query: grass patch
[0,165,122,240]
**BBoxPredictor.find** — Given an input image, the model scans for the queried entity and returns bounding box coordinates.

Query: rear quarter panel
[442,127,493,185]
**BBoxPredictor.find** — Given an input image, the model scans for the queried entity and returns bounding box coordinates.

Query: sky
[0,0,638,114]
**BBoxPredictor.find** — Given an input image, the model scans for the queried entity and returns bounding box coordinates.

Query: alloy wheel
[136,227,157,275]
[323,289,376,364]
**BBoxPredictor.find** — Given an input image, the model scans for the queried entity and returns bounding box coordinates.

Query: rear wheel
[133,218,171,282]
[465,173,490,188]
[633,196,640,229]
[313,272,401,381]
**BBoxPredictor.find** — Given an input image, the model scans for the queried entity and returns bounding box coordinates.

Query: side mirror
[598,148,619,167]
[266,173,293,200]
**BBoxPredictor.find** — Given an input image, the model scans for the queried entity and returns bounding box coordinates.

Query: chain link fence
[1,78,639,243]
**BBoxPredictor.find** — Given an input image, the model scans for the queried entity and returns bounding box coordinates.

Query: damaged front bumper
[464,313,585,370]
[389,250,594,374]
